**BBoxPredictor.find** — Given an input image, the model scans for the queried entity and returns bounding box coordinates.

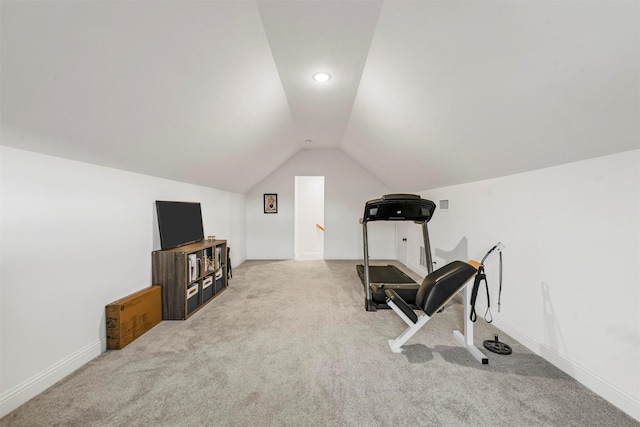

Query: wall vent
[439,199,449,211]
[419,246,427,268]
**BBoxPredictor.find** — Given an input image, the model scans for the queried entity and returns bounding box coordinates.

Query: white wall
[247,148,395,260]
[4,145,636,420]
[0,146,247,417]
[408,150,639,420]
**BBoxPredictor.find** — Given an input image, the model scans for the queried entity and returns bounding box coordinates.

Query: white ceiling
[1,1,638,193]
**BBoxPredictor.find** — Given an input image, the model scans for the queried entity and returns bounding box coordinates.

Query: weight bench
[385,260,487,363]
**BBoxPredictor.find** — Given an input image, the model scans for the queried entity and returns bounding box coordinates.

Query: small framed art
[264,193,278,214]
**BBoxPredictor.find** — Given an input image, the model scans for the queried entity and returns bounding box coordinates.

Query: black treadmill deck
[356,264,420,308]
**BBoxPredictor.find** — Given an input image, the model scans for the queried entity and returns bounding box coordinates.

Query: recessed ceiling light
[312,72,331,82]
[305,139,312,144]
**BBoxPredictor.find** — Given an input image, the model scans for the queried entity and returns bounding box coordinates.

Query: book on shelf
[188,253,198,281]
[215,246,222,269]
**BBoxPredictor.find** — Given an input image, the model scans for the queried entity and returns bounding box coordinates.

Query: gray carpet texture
[1,260,637,426]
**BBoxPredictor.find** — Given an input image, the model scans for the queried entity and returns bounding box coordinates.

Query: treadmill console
[362,194,436,223]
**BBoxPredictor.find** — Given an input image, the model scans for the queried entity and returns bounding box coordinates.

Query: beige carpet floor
[1,260,636,426]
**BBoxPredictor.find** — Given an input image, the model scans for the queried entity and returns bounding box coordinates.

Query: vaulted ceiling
[1,1,638,193]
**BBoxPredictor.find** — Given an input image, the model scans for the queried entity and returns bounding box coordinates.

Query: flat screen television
[156,201,204,250]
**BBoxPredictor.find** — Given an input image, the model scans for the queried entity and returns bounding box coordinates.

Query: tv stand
[152,239,228,320]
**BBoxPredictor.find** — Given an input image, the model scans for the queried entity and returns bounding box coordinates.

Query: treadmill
[357,194,436,311]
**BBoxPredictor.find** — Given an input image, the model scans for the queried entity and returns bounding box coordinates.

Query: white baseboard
[0,338,104,418]
[492,317,640,422]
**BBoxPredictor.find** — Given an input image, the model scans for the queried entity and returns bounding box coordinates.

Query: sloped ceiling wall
[1,1,638,194]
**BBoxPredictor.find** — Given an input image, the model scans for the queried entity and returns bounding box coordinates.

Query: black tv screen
[156,201,204,250]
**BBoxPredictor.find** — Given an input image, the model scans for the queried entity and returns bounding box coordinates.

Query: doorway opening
[294,176,325,260]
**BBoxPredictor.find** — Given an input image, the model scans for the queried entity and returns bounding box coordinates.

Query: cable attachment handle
[470,266,491,323]
[471,241,505,323]
[484,306,493,323]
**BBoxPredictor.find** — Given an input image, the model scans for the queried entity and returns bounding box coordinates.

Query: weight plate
[483,339,512,355]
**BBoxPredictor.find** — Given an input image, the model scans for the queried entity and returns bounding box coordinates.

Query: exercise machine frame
[385,243,504,364]
[385,260,488,363]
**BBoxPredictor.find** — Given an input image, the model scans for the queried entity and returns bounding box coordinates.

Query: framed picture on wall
[264,193,278,214]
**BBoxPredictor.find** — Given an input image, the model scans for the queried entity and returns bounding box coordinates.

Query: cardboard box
[106,285,162,350]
